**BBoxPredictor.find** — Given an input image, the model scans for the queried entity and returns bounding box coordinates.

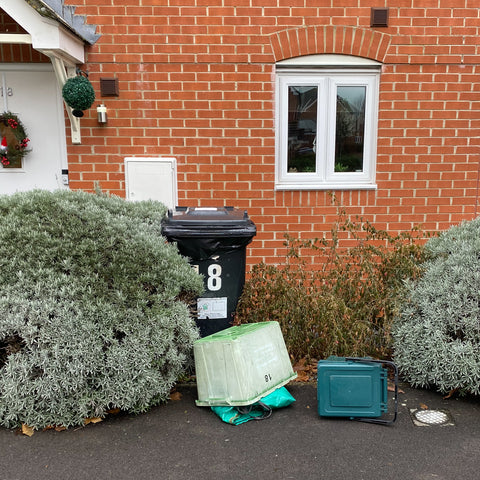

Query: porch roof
[1,0,100,64]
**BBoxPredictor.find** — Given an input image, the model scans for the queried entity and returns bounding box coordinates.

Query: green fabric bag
[211,387,295,425]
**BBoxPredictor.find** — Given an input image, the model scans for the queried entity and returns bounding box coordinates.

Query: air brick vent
[371,8,389,28]
[100,78,119,96]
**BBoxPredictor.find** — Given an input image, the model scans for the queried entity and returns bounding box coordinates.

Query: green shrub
[0,190,203,429]
[393,216,480,395]
[236,206,427,362]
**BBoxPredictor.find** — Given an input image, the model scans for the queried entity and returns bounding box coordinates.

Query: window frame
[275,57,381,191]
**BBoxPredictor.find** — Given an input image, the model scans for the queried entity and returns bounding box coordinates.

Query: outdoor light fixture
[97,104,107,124]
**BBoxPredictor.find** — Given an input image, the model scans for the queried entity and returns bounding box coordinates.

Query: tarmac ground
[1,381,480,480]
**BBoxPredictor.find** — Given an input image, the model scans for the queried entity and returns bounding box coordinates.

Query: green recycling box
[194,321,297,407]
[317,356,398,424]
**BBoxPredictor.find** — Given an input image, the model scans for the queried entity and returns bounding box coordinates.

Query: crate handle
[344,358,398,426]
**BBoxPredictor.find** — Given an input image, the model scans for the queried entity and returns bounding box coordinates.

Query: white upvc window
[275,55,381,190]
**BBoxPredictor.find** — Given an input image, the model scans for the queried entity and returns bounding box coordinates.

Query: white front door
[0,63,68,194]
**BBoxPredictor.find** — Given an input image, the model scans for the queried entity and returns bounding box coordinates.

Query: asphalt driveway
[1,382,479,480]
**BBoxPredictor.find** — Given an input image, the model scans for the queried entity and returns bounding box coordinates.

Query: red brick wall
[0,11,48,62]
[24,2,480,264]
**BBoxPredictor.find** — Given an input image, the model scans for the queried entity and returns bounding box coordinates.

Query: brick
[5,1,478,263]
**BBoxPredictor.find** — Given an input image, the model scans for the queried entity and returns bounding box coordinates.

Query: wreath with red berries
[0,112,30,168]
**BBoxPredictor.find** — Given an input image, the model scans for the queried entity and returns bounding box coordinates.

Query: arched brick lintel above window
[269,26,392,64]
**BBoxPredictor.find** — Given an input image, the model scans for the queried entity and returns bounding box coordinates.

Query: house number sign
[1,73,13,112]
[0,87,13,97]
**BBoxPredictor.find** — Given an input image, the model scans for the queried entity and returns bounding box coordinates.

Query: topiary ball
[62,76,95,116]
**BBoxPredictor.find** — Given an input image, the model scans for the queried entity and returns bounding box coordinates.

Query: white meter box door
[125,157,177,209]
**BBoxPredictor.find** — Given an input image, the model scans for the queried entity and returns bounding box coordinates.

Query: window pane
[287,86,317,173]
[335,86,365,173]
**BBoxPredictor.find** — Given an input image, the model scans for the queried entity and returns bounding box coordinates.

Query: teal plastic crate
[317,357,398,425]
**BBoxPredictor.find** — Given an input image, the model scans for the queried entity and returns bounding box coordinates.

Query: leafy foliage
[0,190,203,429]
[62,76,95,112]
[236,205,427,362]
[393,216,480,395]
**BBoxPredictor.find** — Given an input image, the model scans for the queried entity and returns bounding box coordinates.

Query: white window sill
[275,183,378,191]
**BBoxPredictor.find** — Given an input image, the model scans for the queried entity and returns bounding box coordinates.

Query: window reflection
[335,86,365,173]
[287,86,317,173]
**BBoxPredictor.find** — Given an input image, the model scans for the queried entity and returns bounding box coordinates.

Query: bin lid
[165,206,249,225]
[161,207,256,259]
[161,207,256,235]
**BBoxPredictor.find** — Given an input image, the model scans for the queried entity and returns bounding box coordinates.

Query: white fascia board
[1,0,85,64]
[35,26,85,64]
[0,33,32,44]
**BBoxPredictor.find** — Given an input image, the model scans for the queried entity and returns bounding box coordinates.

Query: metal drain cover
[410,409,454,427]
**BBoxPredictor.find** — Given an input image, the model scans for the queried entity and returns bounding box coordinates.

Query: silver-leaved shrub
[0,190,203,429]
[393,216,480,395]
